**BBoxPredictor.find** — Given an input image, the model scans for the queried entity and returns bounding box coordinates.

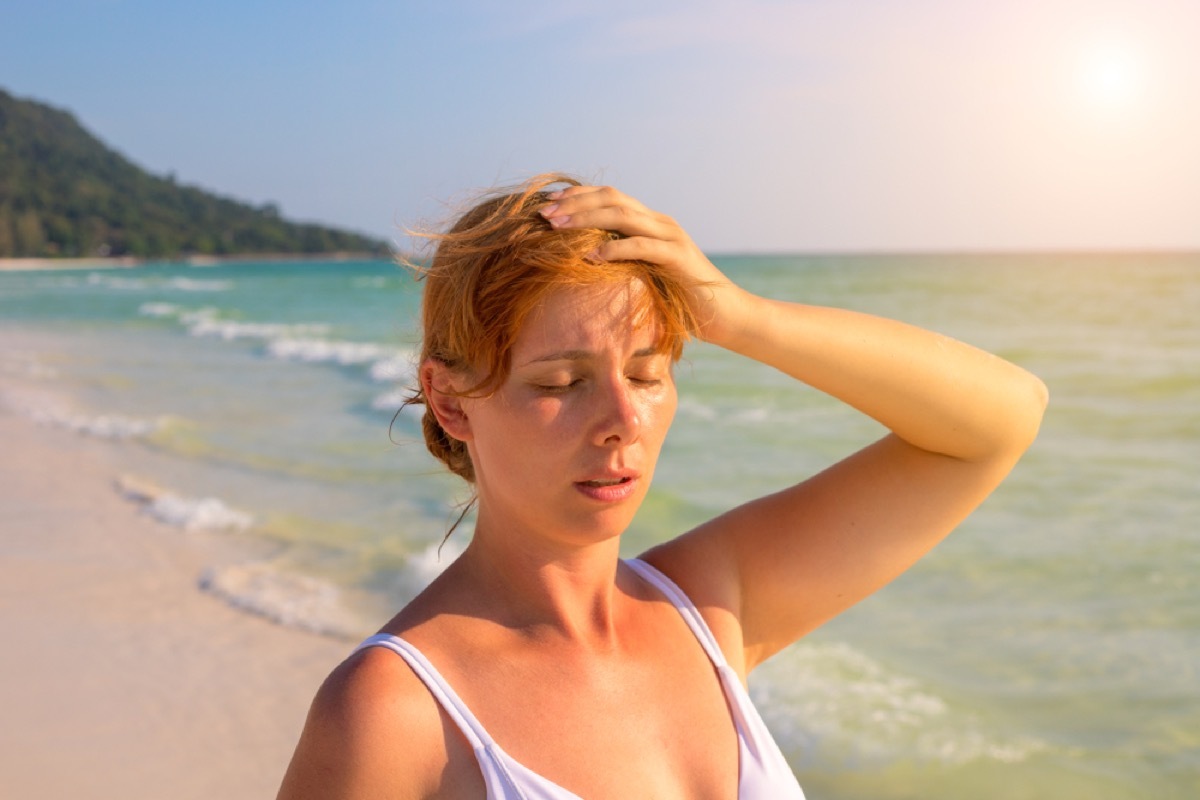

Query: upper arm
[644,432,1029,674]
[276,648,476,800]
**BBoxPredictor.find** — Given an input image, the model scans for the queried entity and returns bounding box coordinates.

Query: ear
[420,359,473,442]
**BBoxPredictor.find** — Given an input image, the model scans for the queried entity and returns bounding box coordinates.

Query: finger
[545,184,606,201]
[541,184,607,215]
[540,185,656,229]
[592,235,680,266]
[562,185,654,216]
[558,208,677,245]
[541,191,678,245]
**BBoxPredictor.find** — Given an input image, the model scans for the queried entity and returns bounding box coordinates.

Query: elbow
[963,370,1048,464]
[1007,371,1050,456]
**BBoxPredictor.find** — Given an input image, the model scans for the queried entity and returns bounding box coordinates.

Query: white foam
[266,337,387,365]
[370,389,421,413]
[0,352,58,380]
[26,405,160,440]
[136,303,413,388]
[677,397,719,421]
[368,354,415,383]
[139,301,181,317]
[390,538,465,601]
[198,561,359,638]
[86,272,148,290]
[186,314,330,342]
[143,493,254,532]
[165,277,232,292]
[732,406,771,423]
[408,538,464,584]
[85,274,231,292]
[114,473,253,532]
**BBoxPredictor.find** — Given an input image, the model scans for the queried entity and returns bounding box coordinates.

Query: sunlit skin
[445,281,678,561]
[277,182,1048,800]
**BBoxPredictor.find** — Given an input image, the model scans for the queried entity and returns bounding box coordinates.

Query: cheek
[485,396,576,457]
[641,386,678,442]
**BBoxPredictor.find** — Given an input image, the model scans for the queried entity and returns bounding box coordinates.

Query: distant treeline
[0,88,389,259]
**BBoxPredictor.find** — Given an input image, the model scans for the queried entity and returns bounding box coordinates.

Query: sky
[3,0,1198,253]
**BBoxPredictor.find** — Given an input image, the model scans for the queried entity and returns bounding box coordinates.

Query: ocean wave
[0,351,58,380]
[267,337,388,365]
[731,407,770,423]
[185,313,330,342]
[407,538,464,584]
[116,474,253,532]
[370,389,424,414]
[389,538,465,602]
[135,302,415,392]
[266,338,417,399]
[86,273,232,292]
[676,397,774,424]
[19,402,162,440]
[86,272,149,291]
[198,561,360,638]
[140,303,332,341]
[754,641,1047,768]
[368,354,415,383]
[138,301,182,317]
[166,276,233,292]
[144,494,254,532]
[677,397,719,421]
[139,304,407,366]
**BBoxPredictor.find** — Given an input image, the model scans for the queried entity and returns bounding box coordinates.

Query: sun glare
[1077,40,1144,111]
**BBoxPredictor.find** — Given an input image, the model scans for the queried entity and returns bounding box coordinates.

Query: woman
[278,175,1048,799]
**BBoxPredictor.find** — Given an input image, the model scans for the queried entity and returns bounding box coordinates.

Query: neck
[455,524,627,648]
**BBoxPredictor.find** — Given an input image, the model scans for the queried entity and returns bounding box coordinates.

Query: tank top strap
[353,633,496,753]
[624,558,730,669]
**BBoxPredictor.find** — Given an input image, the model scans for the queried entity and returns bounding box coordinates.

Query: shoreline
[0,251,391,272]
[0,343,347,799]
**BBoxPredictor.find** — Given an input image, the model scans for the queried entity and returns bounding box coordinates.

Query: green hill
[0,88,389,259]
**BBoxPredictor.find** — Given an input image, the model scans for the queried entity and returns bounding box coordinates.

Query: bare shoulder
[277,643,481,799]
[638,529,749,676]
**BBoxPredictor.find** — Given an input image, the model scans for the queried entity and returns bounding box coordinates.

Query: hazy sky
[3,0,1198,252]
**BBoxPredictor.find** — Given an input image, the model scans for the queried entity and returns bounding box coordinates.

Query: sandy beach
[0,351,347,799]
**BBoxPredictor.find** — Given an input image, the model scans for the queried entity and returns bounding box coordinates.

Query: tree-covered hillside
[0,88,389,259]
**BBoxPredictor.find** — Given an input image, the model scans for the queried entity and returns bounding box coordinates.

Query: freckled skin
[461,281,677,553]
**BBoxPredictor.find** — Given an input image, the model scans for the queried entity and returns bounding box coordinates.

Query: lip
[574,471,640,503]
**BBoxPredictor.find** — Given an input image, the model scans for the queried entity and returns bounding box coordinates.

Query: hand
[538,185,749,345]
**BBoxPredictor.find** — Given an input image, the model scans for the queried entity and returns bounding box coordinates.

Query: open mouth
[579,477,632,488]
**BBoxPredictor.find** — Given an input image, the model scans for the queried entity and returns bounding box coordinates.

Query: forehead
[514,281,663,358]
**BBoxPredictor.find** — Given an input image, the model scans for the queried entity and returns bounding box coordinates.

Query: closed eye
[534,378,583,394]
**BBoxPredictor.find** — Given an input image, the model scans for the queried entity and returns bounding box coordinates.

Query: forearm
[708,286,1049,463]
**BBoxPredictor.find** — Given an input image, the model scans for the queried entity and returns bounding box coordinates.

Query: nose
[592,377,641,447]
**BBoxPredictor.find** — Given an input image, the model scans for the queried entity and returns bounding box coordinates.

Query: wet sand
[0,368,347,799]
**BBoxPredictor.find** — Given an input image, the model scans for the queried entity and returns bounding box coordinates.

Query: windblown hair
[404,173,699,484]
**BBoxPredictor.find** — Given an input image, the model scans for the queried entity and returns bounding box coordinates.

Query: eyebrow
[521,346,662,366]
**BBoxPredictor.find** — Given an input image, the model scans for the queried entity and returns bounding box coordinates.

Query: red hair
[405,173,699,483]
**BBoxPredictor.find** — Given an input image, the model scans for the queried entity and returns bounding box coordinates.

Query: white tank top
[354,558,806,799]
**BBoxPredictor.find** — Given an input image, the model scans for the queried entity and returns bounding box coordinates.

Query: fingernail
[547,190,563,200]
[539,203,559,218]
[586,248,604,262]
[548,215,570,228]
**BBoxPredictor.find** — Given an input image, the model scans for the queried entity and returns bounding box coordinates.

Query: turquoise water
[2,254,1197,797]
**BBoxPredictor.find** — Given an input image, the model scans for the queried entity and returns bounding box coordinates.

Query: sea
[1,253,1196,798]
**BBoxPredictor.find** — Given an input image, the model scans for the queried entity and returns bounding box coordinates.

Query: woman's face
[460,280,678,550]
